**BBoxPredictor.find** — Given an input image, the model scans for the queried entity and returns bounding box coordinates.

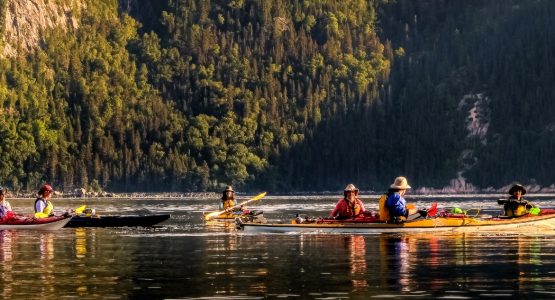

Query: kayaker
[0,187,13,220]
[383,176,418,223]
[0,187,12,211]
[498,184,533,217]
[220,185,244,212]
[34,184,54,219]
[329,184,366,219]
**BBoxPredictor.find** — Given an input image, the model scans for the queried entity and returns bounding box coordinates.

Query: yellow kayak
[203,210,263,221]
[238,210,555,234]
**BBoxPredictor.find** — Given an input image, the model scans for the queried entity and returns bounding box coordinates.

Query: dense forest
[0,0,554,192]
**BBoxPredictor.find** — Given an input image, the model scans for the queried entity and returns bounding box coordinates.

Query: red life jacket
[331,198,364,218]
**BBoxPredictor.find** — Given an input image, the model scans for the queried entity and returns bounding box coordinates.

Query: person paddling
[220,185,248,213]
[0,187,13,220]
[329,184,366,219]
[498,184,533,217]
[382,176,419,223]
[220,186,236,210]
[34,184,55,219]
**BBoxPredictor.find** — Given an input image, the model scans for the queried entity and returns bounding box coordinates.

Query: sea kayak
[0,215,71,230]
[202,210,263,221]
[238,209,555,234]
[65,214,170,228]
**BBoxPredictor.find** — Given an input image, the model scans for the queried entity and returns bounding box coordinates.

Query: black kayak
[65,214,171,228]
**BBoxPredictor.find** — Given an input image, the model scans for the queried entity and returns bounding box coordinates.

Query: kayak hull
[0,216,71,230]
[65,214,170,228]
[240,213,555,234]
[202,210,264,221]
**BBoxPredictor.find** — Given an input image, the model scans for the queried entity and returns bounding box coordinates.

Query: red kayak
[0,215,71,230]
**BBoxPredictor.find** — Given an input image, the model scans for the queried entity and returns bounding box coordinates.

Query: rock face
[1,0,84,57]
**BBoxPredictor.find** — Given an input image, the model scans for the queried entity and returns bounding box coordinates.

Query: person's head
[344,184,359,201]
[222,185,234,200]
[38,184,54,198]
[508,184,526,199]
[390,176,411,195]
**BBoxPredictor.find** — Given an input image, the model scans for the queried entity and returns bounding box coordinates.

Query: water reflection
[378,234,411,291]
[40,232,55,260]
[0,230,15,299]
[346,235,368,290]
[39,232,56,296]
[75,228,87,258]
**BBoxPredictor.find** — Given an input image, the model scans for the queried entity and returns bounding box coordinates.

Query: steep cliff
[1,0,83,57]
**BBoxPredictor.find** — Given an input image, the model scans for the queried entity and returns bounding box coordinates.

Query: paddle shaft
[204,192,266,220]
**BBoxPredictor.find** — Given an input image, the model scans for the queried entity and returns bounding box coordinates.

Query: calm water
[2,195,555,299]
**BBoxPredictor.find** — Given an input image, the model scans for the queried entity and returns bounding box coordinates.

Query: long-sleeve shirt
[385,192,407,217]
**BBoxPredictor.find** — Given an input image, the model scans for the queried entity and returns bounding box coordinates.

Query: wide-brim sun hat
[224,185,234,192]
[344,184,359,192]
[508,184,526,196]
[390,176,411,190]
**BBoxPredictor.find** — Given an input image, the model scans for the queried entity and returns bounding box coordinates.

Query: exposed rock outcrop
[1,0,84,57]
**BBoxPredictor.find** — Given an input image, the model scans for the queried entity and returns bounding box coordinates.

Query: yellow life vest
[34,200,53,219]
[505,204,527,217]
[378,194,390,222]
[223,199,236,210]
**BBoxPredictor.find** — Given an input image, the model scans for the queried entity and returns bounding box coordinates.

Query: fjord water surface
[2,195,555,299]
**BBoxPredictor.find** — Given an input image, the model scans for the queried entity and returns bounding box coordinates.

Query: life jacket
[378,194,389,222]
[34,198,53,219]
[335,198,363,218]
[505,203,527,217]
[379,193,407,223]
[222,199,236,210]
[503,197,528,217]
[346,199,362,217]
[0,205,6,219]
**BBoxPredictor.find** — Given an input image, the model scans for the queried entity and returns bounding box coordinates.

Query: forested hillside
[1,0,554,192]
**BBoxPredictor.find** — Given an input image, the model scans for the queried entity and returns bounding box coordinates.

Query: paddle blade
[250,192,267,202]
[427,202,438,217]
[75,205,87,214]
[204,210,222,221]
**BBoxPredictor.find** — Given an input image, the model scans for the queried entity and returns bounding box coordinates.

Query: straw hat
[390,176,411,190]
[344,184,359,192]
[224,186,234,193]
[508,184,526,196]
[343,183,359,197]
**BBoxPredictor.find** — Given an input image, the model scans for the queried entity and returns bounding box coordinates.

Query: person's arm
[329,200,342,218]
[358,199,366,212]
[386,194,406,216]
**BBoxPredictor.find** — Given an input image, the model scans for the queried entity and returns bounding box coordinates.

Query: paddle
[405,202,437,221]
[75,205,86,215]
[427,202,438,217]
[204,192,267,221]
